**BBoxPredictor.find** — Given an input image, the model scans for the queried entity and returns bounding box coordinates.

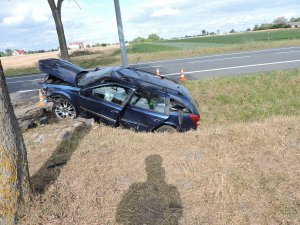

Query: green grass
[113,43,179,55]
[168,29,300,44]
[71,54,119,68]
[126,29,300,53]
[185,69,300,124]
[4,67,40,77]
[153,41,226,49]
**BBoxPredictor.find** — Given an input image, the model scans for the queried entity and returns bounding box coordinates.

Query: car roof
[114,68,191,97]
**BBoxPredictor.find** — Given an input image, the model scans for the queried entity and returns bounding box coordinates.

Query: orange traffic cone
[179,68,186,82]
[156,68,160,76]
[39,89,46,107]
[155,68,162,79]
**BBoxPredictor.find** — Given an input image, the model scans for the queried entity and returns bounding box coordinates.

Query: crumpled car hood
[39,58,87,86]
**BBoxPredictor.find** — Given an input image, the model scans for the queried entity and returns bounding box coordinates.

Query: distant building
[12,50,26,56]
[68,42,84,50]
[288,22,300,28]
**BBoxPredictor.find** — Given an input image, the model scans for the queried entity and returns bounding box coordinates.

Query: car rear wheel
[52,98,78,119]
[155,125,176,133]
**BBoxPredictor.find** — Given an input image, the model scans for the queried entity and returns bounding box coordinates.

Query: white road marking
[136,65,162,69]
[7,78,42,84]
[19,89,39,93]
[188,56,250,64]
[163,59,300,76]
[275,50,300,55]
[6,74,44,80]
[132,46,300,65]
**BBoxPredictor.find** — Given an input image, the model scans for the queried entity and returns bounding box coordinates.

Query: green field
[129,29,300,52]
[167,29,300,44]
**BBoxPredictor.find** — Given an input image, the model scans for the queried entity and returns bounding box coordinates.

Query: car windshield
[78,67,117,86]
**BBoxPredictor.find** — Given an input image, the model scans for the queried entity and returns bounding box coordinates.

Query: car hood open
[39,58,88,86]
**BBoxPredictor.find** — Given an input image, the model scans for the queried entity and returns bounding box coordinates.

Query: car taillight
[189,114,200,127]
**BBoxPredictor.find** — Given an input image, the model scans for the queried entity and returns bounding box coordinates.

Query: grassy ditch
[4,67,40,76]
[184,69,300,124]
[20,70,300,224]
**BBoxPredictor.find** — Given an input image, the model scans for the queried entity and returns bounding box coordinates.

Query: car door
[120,89,168,132]
[78,83,133,126]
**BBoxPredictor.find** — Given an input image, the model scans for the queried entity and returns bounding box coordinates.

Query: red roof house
[12,50,26,56]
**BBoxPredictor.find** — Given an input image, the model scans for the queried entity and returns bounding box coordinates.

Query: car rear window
[169,99,191,113]
[130,90,166,114]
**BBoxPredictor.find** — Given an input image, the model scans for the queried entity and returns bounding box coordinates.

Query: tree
[253,24,260,31]
[148,33,160,41]
[273,17,288,28]
[48,0,70,61]
[131,37,146,43]
[259,23,271,30]
[290,17,300,22]
[230,29,235,33]
[0,61,31,224]
[5,49,12,56]
[202,30,206,35]
[0,52,5,57]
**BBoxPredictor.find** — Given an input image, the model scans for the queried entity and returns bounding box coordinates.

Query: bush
[70,50,102,57]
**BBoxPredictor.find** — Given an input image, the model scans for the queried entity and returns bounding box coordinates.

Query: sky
[0,0,300,51]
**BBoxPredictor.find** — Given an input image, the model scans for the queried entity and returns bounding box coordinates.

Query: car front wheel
[52,98,78,119]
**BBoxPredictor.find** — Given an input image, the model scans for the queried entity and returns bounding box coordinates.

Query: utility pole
[114,0,128,67]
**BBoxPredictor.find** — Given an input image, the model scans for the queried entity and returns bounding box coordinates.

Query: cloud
[2,15,24,26]
[151,7,180,17]
[1,1,51,27]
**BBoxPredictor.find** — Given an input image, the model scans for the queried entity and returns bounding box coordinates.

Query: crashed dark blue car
[39,59,200,132]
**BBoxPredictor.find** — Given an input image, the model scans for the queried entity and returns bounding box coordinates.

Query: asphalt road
[7,46,300,102]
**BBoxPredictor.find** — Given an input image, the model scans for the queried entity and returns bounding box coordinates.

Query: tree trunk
[0,61,31,225]
[48,0,70,61]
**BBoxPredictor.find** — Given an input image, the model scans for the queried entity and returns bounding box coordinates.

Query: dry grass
[20,116,300,224]
[1,51,59,70]
[1,45,119,70]
[5,30,299,223]
[17,70,300,224]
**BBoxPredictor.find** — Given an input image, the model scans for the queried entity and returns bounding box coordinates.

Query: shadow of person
[116,154,183,225]
[31,123,91,194]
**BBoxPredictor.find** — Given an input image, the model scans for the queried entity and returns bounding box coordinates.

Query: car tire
[52,98,78,119]
[155,125,176,133]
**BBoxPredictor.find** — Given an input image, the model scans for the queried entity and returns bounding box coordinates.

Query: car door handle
[151,118,160,122]
[110,110,118,114]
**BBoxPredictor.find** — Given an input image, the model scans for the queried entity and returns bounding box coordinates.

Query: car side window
[92,85,129,105]
[130,90,166,114]
[170,99,191,113]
